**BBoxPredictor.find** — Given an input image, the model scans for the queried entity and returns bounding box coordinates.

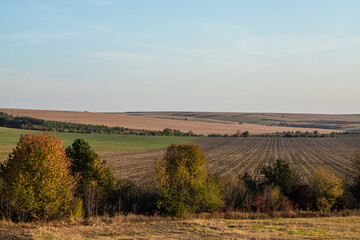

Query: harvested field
[128,111,360,131]
[106,137,360,183]
[0,108,337,135]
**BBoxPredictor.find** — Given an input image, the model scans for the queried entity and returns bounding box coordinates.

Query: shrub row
[1,134,360,221]
[209,130,344,138]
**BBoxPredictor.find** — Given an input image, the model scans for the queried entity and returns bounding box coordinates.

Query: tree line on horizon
[0,112,198,137]
[1,111,358,138]
[1,133,360,222]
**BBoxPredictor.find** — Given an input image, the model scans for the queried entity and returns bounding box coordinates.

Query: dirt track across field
[0,108,337,135]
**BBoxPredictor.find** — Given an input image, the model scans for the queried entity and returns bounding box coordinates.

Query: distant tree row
[208,131,250,138]
[209,130,349,138]
[272,130,337,138]
[0,112,198,137]
[267,130,360,138]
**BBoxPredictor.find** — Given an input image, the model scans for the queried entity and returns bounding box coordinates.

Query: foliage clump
[260,159,299,196]
[0,133,77,220]
[154,144,223,216]
[252,186,293,213]
[309,169,344,211]
[66,139,117,217]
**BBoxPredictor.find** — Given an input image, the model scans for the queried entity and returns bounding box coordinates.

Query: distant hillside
[126,112,360,131]
[0,108,339,135]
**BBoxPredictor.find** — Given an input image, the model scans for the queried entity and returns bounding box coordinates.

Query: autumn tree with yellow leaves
[154,144,223,216]
[309,169,344,211]
[0,133,77,220]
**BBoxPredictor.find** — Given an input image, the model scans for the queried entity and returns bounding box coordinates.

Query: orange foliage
[1,133,77,220]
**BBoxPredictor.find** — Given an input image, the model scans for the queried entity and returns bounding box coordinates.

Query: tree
[66,139,116,216]
[241,131,250,137]
[162,128,174,136]
[0,133,77,220]
[154,144,223,216]
[309,169,344,211]
[260,159,299,196]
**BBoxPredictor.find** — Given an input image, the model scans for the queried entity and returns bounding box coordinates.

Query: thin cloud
[288,37,360,53]
[0,31,79,44]
[0,32,37,40]
[96,52,171,61]
[135,43,227,60]
[237,35,360,57]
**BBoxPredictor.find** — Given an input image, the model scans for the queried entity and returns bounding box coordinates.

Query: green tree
[66,139,116,216]
[162,128,174,136]
[241,131,250,137]
[309,169,344,211]
[154,144,223,216]
[0,133,77,220]
[260,159,299,196]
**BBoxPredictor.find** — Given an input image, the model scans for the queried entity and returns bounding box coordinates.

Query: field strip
[94,137,360,183]
[0,108,338,135]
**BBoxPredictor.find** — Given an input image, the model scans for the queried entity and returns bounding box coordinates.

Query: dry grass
[0,108,337,135]
[1,213,360,239]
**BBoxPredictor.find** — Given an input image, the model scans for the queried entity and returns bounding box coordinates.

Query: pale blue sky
[0,0,359,113]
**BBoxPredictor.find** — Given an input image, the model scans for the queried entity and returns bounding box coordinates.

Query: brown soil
[103,137,360,184]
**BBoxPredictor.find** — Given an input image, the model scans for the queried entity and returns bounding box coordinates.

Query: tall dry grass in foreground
[1,211,360,239]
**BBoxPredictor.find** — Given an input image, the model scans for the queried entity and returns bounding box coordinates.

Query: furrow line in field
[300,139,345,177]
[250,137,273,175]
[285,139,308,182]
[305,139,352,178]
[234,138,267,176]
[289,138,318,179]
[207,138,260,175]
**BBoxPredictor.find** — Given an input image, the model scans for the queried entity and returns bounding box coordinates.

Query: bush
[0,133,77,220]
[69,198,83,218]
[112,180,157,215]
[0,177,12,220]
[221,172,257,211]
[154,144,224,216]
[241,131,250,137]
[260,159,300,196]
[309,169,344,212]
[66,139,117,217]
[252,186,293,213]
[221,174,247,211]
[292,185,315,210]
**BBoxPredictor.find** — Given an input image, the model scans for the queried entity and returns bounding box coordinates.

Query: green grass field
[0,127,201,162]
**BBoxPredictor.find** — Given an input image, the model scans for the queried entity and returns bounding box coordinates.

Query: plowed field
[106,137,360,183]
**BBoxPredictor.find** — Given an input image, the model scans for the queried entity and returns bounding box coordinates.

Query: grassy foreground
[1,214,360,239]
[0,127,201,162]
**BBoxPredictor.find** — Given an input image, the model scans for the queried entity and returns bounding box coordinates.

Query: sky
[0,0,359,114]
